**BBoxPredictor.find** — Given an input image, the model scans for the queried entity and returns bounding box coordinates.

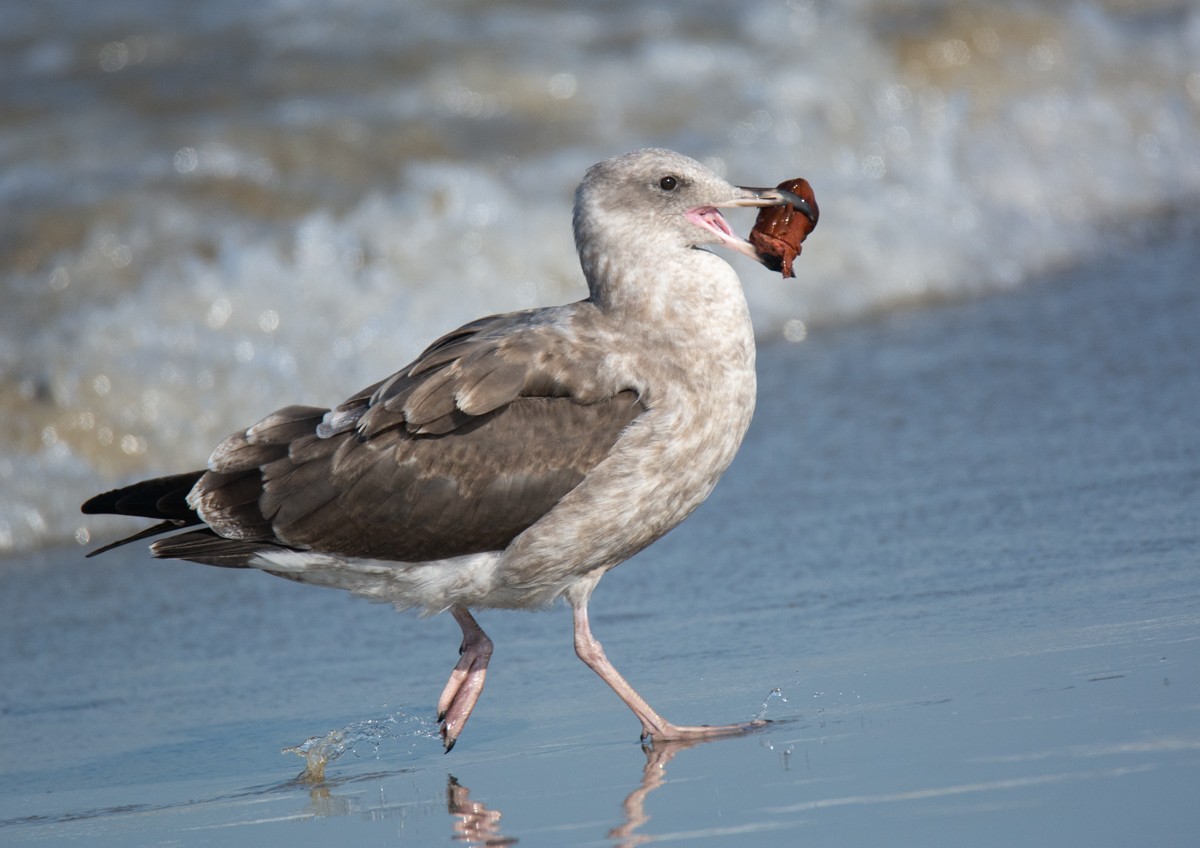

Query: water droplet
[99,41,129,72]
[174,147,198,174]
[48,266,70,291]
[548,72,577,100]
[120,434,147,455]
[258,309,280,334]
[206,297,232,329]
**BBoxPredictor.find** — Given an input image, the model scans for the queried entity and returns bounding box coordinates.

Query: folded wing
[84,307,644,567]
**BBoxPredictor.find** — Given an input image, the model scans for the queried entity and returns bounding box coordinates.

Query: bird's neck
[580,237,745,323]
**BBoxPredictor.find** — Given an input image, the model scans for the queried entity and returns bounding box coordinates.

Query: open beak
[686,185,817,265]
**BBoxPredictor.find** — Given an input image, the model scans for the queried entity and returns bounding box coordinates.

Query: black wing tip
[81,490,119,515]
[83,519,193,558]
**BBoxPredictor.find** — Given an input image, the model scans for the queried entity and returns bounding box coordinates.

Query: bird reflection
[607,739,706,847]
[447,774,518,846]
[440,737,708,847]
[286,735,727,844]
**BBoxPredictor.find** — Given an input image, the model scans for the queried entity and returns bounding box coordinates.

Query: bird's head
[573,148,814,284]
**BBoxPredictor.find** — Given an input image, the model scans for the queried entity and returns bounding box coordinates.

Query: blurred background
[3,0,1198,555]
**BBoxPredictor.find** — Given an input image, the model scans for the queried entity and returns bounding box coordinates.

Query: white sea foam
[2,0,1198,553]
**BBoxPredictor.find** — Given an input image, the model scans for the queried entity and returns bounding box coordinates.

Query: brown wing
[152,306,643,564]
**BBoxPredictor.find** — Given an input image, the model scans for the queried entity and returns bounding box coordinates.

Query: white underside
[250,547,564,614]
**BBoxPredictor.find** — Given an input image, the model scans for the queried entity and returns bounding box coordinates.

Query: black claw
[443,735,457,753]
[437,709,447,723]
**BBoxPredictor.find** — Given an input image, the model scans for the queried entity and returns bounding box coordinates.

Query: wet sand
[2,229,1198,846]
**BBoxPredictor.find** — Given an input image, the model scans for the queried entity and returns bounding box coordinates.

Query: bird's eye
[659,175,678,191]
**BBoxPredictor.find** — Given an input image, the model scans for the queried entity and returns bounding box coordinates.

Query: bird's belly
[249,547,560,612]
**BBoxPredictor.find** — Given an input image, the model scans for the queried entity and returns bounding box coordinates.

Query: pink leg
[572,602,765,744]
[437,607,493,752]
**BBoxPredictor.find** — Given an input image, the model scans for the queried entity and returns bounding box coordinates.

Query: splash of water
[281,709,437,783]
[754,686,791,723]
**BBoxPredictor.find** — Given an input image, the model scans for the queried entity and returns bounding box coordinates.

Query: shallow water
[2,228,1197,845]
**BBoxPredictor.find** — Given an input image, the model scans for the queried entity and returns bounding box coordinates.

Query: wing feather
[87,303,645,566]
[453,352,527,417]
[266,392,641,560]
[150,529,277,568]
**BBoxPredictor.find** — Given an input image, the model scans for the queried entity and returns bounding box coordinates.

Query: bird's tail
[81,470,205,557]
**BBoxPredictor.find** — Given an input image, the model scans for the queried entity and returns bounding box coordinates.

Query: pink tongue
[688,207,734,239]
[703,208,733,237]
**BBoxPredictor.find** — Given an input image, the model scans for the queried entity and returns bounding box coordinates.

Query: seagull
[83,148,816,751]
